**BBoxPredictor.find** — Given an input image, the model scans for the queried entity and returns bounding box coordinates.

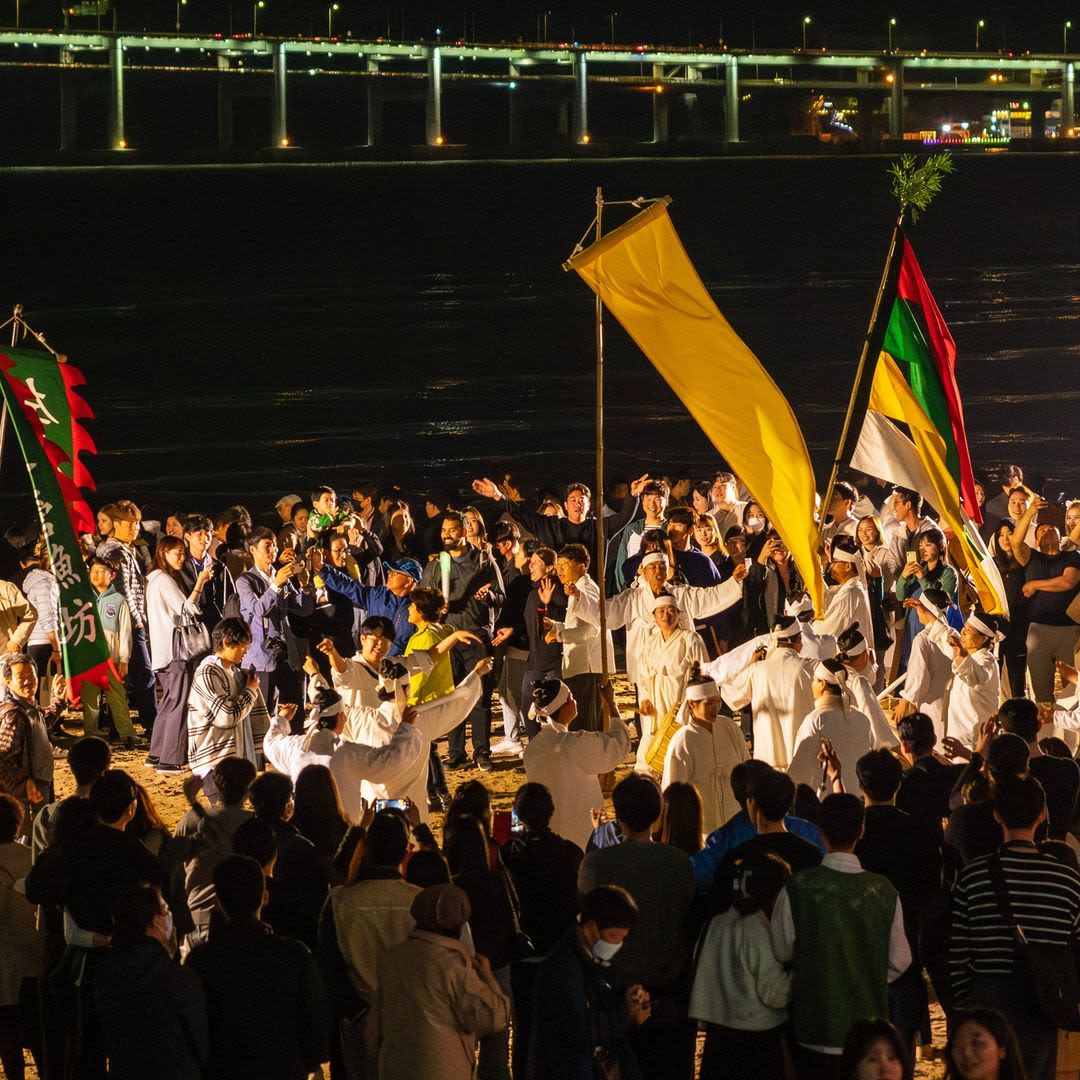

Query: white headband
[772,621,802,641]
[531,681,570,719]
[814,662,847,687]
[967,614,1005,644]
[917,593,946,623]
[839,637,868,658]
[641,552,669,569]
[652,593,679,610]
[784,595,814,617]
[831,547,863,566]
[686,679,721,701]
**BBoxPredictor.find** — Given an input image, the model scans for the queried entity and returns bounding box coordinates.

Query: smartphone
[743,557,752,570]
[511,808,523,833]
[492,809,513,846]
[905,550,918,565]
[374,798,408,813]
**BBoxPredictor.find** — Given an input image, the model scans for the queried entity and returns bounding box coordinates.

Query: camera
[264,635,288,664]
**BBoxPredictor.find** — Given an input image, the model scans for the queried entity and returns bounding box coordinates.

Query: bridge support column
[426,46,443,144]
[508,62,522,146]
[1065,62,1076,135]
[724,56,739,143]
[272,41,288,146]
[366,57,382,146]
[889,59,904,139]
[652,64,668,143]
[573,51,588,142]
[108,37,125,149]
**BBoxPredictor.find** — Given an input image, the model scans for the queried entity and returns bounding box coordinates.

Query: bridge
[0,29,1075,154]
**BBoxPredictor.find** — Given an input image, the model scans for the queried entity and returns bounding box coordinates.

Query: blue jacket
[317,565,414,655]
[235,570,313,673]
[690,809,824,893]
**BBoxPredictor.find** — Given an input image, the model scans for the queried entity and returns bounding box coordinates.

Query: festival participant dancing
[835,623,898,749]
[813,535,876,680]
[939,611,1004,749]
[661,666,749,833]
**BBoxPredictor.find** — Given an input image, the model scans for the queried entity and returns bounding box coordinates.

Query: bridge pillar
[652,64,669,143]
[889,59,904,139]
[508,62,522,146]
[426,46,443,144]
[366,57,382,146]
[724,56,739,143]
[1065,63,1076,135]
[272,42,288,146]
[573,51,588,142]
[108,38,125,149]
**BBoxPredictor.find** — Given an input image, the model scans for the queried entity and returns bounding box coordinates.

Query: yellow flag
[566,201,824,616]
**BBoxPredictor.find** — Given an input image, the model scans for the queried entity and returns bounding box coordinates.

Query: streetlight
[975,18,985,50]
[252,0,264,35]
[802,15,811,50]
[609,10,617,43]
[1066,19,1073,52]
[327,2,339,36]
[888,17,896,52]
[176,0,187,31]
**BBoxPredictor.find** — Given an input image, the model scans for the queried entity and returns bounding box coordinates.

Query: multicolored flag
[565,199,825,617]
[842,232,1002,613]
[0,348,112,700]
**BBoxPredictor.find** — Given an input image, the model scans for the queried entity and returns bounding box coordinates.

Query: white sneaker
[490,738,524,756]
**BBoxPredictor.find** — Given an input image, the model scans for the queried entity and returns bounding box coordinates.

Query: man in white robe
[811,537,876,683]
[835,623,898,749]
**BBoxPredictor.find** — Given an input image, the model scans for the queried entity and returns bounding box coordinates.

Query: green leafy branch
[889,152,955,224]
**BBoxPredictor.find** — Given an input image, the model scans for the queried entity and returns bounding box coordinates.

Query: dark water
[0,152,1078,520]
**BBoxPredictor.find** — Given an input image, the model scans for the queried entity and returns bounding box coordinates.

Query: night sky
[16,0,1080,55]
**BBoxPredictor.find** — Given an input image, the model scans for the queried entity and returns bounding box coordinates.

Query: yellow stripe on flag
[566,202,824,616]
[870,353,1003,614]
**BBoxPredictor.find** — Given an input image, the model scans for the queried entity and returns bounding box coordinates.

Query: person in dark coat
[186,855,330,1080]
[526,885,651,1080]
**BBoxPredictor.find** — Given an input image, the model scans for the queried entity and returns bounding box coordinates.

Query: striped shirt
[950,841,1080,1001]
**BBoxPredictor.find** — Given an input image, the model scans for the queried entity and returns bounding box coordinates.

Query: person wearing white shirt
[720,617,815,769]
[835,624,898,750]
[938,610,1003,750]
[637,594,708,772]
[788,660,874,793]
[811,537,876,685]
[892,589,953,739]
[662,672,749,834]
[262,686,424,823]
[770,793,911,1070]
[522,679,631,849]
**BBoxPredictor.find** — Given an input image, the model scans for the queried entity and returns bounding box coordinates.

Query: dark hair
[68,736,111,788]
[746,766,795,823]
[88,556,119,577]
[291,502,310,523]
[248,772,294,821]
[565,482,591,501]
[153,535,187,579]
[491,520,521,546]
[446,780,492,835]
[513,782,555,832]
[731,849,791,918]
[110,882,165,949]
[90,769,137,825]
[348,811,410,881]
[897,712,936,756]
[462,505,488,541]
[612,773,662,833]
[841,1019,913,1080]
[291,765,349,861]
[127,780,168,841]
[405,850,452,888]
[818,793,864,850]
[310,485,336,505]
[557,542,590,569]
[855,749,903,803]
[0,652,32,682]
[359,614,395,640]
[992,774,1045,830]
[892,486,923,516]
[730,760,773,809]
[987,733,1030,782]
[224,522,249,550]
[918,528,947,559]
[578,885,638,931]
[998,697,1039,742]
[444,815,492,879]
[664,506,695,528]
[245,525,276,550]
[182,514,213,535]
[945,1008,1027,1080]
[832,481,857,504]
[409,584,447,623]
[531,679,570,719]
[212,617,252,651]
[50,797,98,851]
[0,793,24,843]
[213,855,265,921]
[231,818,279,870]
[211,757,257,807]
[657,782,703,856]
[641,479,670,499]
[1038,736,1073,760]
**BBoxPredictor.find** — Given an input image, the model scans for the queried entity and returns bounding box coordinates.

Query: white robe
[846,669,898,749]
[637,627,709,772]
[720,648,816,769]
[899,625,952,737]
[262,714,423,823]
[607,577,743,686]
[812,577,876,682]
[787,699,874,793]
[661,717,749,834]
[939,643,1000,748]
[522,714,631,850]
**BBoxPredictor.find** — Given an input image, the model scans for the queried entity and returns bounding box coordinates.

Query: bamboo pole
[594,186,609,696]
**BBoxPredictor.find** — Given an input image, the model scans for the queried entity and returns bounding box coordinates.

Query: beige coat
[369,929,510,1080]
[0,842,43,1005]
[0,579,36,652]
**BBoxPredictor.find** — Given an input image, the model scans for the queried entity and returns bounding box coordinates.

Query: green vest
[786,864,898,1048]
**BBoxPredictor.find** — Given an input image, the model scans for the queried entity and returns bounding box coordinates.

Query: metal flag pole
[593,186,610,701]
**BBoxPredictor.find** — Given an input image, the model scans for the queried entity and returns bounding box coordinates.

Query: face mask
[591,938,623,963]
[746,517,764,532]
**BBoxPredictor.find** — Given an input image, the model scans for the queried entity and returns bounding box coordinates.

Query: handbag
[173,609,211,665]
[988,852,1080,1030]
[500,866,535,961]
